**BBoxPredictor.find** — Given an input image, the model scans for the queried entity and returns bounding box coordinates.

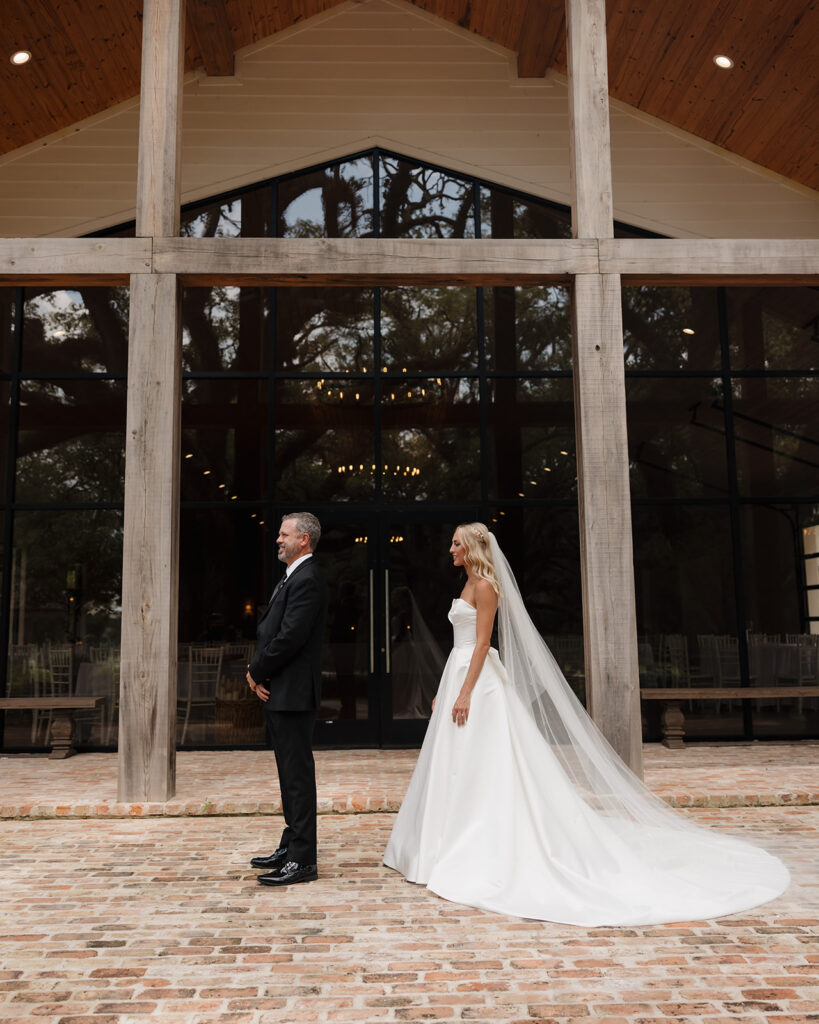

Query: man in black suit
[246,512,327,886]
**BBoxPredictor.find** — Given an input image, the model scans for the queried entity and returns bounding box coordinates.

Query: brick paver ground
[0,807,817,1024]
[1,744,818,1023]
[2,742,819,818]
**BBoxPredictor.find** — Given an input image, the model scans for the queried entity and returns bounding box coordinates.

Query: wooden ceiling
[1,0,817,190]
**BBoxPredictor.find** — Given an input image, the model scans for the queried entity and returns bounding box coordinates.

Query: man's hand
[246,670,270,703]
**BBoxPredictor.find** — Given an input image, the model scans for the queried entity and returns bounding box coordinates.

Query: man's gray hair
[282,511,321,551]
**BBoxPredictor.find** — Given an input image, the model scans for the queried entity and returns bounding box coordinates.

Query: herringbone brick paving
[0,744,817,1023]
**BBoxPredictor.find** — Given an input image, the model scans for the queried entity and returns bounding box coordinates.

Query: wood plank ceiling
[1,0,817,190]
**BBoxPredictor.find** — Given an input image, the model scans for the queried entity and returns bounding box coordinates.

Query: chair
[697,635,750,711]
[33,643,75,743]
[747,632,778,645]
[776,639,817,713]
[785,633,808,644]
[178,645,223,744]
[660,635,712,688]
[225,641,254,662]
[47,643,74,695]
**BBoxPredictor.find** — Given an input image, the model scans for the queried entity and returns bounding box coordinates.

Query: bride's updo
[456,522,502,597]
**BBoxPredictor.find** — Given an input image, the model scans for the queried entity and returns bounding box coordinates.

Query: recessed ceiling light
[682,327,695,335]
[10,50,31,65]
[713,55,734,69]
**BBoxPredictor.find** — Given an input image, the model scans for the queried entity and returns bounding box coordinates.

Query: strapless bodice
[448,597,478,649]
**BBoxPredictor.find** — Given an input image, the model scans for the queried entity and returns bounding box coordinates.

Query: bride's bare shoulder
[474,578,498,607]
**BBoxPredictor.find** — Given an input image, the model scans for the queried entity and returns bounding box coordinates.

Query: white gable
[0,0,815,238]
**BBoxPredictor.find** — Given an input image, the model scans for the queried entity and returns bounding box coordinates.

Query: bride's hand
[452,690,471,727]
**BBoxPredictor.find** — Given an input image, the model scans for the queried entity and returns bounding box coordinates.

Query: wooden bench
[0,697,106,758]
[640,686,818,748]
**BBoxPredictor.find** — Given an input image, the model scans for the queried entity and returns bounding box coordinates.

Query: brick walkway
[1,743,819,818]
[1,745,818,1023]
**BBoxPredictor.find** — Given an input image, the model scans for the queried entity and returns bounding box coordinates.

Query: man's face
[277,518,307,565]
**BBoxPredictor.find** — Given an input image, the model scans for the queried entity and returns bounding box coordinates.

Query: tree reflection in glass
[278,158,374,238]
[381,287,477,371]
[16,380,126,503]
[0,382,8,486]
[22,287,129,374]
[622,287,721,371]
[628,378,729,498]
[726,288,819,371]
[732,377,819,497]
[0,288,14,372]
[380,156,475,238]
[183,287,268,373]
[488,378,576,501]
[485,286,571,372]
[274,379,375,501]
[381,378,480,500]
[181,379,267,502]
[9,510,123,646]
[480,186,571,239]
[181,184,272,238]
[275,288,373,372]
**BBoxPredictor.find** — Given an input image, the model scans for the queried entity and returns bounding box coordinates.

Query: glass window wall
[1,288,126,751]
[628,284,819,741]
[4,153,818,751]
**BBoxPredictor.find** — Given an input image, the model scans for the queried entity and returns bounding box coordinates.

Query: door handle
[368,569,374,674]
[384,569,391,673]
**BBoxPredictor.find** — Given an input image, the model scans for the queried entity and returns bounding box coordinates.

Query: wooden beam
[565,0,641,769]
[0,237,815,286]
[0,239,152,284]
[517,0,565,78]
[136,0,185,237]
[118,274,182,803]
[601,238,819,282]
[572,273,642,776]
[565,0,613,239]
[187,0,235,77]
[119,0,185,803]
[154,237,600,284]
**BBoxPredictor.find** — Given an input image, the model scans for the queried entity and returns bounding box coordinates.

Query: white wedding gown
[384,598,790,926]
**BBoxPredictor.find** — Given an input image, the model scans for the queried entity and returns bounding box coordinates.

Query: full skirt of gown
[383,599,790,926]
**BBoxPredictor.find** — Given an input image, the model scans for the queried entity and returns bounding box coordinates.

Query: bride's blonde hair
[456,522,502,597]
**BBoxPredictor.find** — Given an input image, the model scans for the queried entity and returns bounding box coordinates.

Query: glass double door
[314,507,480,746]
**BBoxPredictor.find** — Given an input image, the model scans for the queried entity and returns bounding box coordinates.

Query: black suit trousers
[266,708,317,865]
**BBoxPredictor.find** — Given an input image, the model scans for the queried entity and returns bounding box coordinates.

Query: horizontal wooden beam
[0,237,817,286]
[0,239,152,284]
[601,238,819,283]
[154,237,600,284]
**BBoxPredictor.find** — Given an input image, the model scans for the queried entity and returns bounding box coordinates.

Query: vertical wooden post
[565,0,642,774]
[118,0,185,802]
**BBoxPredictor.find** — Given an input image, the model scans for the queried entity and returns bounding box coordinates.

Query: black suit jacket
[249,558,328,711]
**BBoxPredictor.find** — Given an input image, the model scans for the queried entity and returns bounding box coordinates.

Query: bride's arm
[451,581,498,727]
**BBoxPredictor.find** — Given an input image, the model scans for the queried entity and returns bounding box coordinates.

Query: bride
[383,522,790,926]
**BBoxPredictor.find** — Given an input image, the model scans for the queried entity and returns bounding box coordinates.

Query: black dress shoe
[250,846,288,870]
[258,861,318,886]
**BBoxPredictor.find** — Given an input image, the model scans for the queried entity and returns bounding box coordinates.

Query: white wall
[0,0,815,239]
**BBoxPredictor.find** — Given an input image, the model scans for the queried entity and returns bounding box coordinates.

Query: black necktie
[269,574,287,604]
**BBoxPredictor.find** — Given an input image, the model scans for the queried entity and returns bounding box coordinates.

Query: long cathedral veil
[487,532,789,859]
